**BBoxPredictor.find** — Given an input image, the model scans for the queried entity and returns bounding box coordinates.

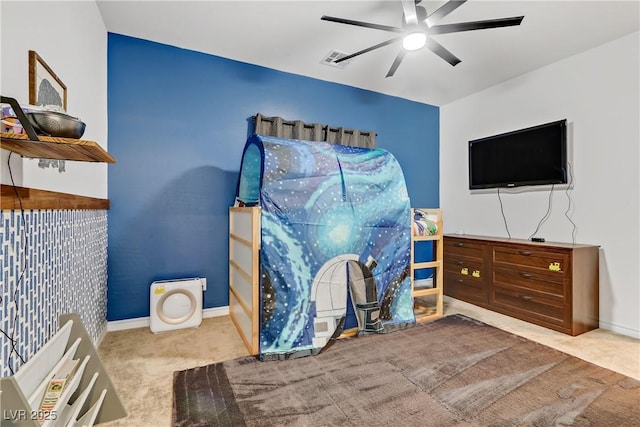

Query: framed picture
[28,50,67,110]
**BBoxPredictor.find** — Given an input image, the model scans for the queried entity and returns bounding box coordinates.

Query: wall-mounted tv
[469,119,567,190]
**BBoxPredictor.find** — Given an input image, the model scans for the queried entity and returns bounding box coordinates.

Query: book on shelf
[38,356,81,415]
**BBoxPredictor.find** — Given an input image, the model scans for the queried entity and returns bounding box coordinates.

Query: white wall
[441,32,640,338]
[0,0,108,198]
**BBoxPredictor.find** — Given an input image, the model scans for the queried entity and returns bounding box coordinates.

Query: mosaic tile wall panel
[0,209,108,377]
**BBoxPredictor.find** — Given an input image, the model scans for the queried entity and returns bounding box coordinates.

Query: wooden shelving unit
[0,314,126,426]
[411,208,443,322]
[1,131,115,210]
[1,132,115,163]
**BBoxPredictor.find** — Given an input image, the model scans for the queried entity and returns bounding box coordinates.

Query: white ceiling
[97,0,640,106]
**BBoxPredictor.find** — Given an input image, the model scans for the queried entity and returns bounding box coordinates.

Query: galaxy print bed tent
[229,134,415,360]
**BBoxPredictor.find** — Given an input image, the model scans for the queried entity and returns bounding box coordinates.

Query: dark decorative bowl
[26,111,86,139]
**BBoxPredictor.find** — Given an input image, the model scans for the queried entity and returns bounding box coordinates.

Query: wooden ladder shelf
[411,208,444,322]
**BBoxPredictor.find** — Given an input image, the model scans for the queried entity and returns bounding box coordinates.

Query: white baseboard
[107,316,149,332]
[599,319,640,339]
[203,306,230,318]
[106,306,230,332]
[96,324,109,347]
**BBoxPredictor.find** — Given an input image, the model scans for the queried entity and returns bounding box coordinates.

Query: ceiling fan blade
[386,50,407,78]
[321,15,404,33]
[425,0,467,27]
[335,36,403,63]
[401,0,418,26]
[429,16,524,35]
[427,38,461,66]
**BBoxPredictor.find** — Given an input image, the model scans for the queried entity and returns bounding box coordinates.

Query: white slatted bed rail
[229,206,261,355]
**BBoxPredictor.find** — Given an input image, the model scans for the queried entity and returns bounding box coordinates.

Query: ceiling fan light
[402,32,427,51]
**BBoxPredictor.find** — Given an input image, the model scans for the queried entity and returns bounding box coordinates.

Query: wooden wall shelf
[1,132,116,163]
[1,185,109,210]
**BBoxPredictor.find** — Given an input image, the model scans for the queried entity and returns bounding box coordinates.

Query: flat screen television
[468,119,567,190]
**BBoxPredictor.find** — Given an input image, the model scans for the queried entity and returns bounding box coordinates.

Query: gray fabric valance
[253,113,376,149]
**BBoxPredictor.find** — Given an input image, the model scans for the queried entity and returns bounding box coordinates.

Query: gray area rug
[172,314,640,426]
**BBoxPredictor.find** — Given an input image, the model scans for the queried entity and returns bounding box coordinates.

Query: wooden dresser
[444,234,599,336]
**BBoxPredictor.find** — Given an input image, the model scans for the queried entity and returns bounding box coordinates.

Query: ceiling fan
[321,0,524,77]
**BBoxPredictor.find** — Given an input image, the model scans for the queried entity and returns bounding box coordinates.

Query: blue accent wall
[107,33,439,321]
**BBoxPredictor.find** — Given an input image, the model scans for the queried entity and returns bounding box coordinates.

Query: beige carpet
[99,316,249,427]
[172,314,640,426]
[98,298,640,426]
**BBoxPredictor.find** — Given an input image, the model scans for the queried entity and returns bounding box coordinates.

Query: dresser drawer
[444,272,487,305]
[444,257,484,278]
[444,254,483,274]
[493,246,570,277]
[444,238,485,259]
[492,285,567,328]
[493,266,567,298]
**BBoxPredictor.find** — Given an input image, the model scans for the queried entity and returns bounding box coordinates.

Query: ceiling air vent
[320,50,351,69]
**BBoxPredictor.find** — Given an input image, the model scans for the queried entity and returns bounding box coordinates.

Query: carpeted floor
[172,314,640,426]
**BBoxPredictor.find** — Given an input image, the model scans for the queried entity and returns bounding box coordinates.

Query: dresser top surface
[444,234,599,250]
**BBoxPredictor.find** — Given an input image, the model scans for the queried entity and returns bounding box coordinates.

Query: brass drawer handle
[520,295,533,301]
[454,242,464,247]
[519,272,533,279]
[519,250,532,256]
